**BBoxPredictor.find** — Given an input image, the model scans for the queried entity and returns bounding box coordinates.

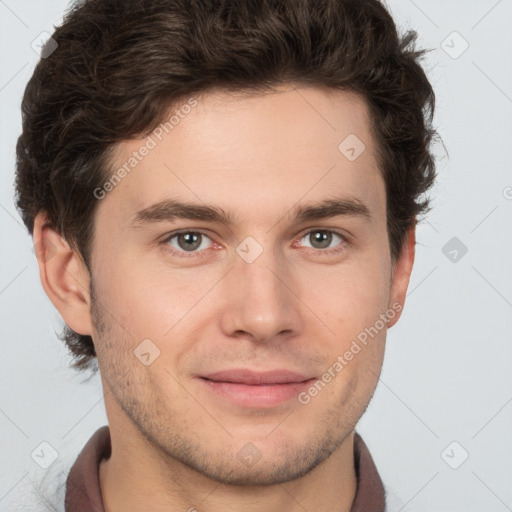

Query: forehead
[102,86,384,226]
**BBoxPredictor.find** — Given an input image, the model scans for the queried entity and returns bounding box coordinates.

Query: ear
[387,224,416,329]
[33,212,93,336]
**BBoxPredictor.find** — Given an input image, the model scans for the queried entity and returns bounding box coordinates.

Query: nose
[218,245,303,344]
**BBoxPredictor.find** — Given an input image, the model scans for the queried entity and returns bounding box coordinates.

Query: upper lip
[199,369,313,385]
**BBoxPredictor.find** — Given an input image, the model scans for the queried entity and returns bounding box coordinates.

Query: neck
[99,422,357,512]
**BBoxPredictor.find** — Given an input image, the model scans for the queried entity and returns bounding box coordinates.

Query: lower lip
[198,378,316,408]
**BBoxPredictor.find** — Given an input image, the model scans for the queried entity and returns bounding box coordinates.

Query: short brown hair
[15,0,438,373]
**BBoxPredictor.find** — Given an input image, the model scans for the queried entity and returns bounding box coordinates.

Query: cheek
[96,261,216,345]
[313,260,390,329]
[300,257,390,377]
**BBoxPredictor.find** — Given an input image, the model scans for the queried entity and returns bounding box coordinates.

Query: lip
[200,369,312,385]
[197,369,316,408]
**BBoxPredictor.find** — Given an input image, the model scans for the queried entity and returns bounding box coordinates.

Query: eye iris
[310,231,332,249]
[178,232,201,251]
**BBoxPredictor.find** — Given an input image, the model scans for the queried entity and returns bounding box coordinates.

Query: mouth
[197,369,316,408]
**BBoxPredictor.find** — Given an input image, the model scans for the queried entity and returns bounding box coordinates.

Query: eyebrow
[131,196,372,227]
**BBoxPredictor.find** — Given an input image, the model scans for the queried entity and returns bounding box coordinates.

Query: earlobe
[387,225,416,329]
[33,212,93,336]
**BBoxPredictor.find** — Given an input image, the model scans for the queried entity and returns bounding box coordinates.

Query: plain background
[1,1,511,511]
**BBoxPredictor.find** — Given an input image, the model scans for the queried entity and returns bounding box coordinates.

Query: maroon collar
[350,432,386,511]
[65,426,110,512]
[65,426,385,511]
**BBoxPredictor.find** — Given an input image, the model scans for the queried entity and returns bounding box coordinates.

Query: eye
[297,229,347,252]
[161,228,347,259]
[164,231,214,255]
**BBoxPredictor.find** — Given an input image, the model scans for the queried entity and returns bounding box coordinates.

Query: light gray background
[1,1,511,511]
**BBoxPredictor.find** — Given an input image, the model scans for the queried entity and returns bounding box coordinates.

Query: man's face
[88,85,406,485]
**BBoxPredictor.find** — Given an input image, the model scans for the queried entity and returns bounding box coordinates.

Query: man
[15,0,437,510]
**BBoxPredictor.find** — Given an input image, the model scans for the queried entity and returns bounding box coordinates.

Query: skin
[34,84,415,512]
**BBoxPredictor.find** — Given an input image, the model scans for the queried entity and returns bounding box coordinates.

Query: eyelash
[160,229,348,259]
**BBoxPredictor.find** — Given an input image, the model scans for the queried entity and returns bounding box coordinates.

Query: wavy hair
[15,0,438,372]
